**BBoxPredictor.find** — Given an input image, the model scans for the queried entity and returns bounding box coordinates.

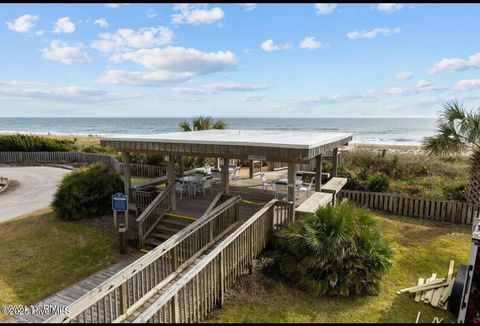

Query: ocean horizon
[0,117,436,146]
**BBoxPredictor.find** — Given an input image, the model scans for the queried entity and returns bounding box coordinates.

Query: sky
[1,3,480,118]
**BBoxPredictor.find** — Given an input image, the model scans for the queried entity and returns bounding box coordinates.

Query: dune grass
[209,213,471,323]
[0,207,122,319]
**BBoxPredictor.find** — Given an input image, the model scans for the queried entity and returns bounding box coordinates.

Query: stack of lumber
[396,260,455,310]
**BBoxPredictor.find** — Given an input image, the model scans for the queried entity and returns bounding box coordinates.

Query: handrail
[133,199,279,323]
[203,191,225,217]
[136,183,175,248]
[45,195,241,323]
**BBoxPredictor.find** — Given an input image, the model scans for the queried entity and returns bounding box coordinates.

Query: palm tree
[178,116,227,168]
[178,116,226,132]
[422,100,480,204]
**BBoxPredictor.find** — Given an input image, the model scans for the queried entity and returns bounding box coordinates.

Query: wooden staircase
[143,212,197,249]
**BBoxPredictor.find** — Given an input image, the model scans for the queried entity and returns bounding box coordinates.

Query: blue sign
[112,193,128,212]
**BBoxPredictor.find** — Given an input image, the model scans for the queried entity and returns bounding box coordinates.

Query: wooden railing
[0,151,166,177]
[339,190,480,225]
[45,195,241,324]
[137,184,175,248]
[131,199,294,323]
[273,200,294,227]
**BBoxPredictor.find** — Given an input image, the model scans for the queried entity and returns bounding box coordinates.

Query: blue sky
[1,3,480,118]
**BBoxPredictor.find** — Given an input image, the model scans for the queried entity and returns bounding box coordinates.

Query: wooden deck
[0,254,142,324]
[172,167,310,220]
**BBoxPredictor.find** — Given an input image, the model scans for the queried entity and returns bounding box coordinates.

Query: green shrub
[0,134,76,152]
[275,201,392,296]
[442,182,467,201]
[53,163,123,220]
[82,145,115,154]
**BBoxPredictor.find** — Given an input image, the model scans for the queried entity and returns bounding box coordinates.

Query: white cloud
[314,4,337,15]
[299,37,323,49]
[41,40,91,65]
[241,94,262,102]
[376,3,403,12]
[389,71,414,80]
[94,18,109,28]
[347,27,400,39]
[239,4,257,11]
[201,82,269,92]
[6,14,38,33]
[171,4,224,25]
[105,3,129,8]
[98,46,237,86]
[35,30,44,36]
[91,26,173,52]
[172,87,210,95]
[173,82,269,95]
[0,80,138,103]
[428,52,480,74]
[52,17,76,34]
[147,9,158,18]
[260,39,290,52]
[455,79,480,91]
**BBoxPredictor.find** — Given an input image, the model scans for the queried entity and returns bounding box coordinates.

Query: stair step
[154,224,183,234]
[161,216,193,227]
[145,238,163,247]
[150,232,172,241]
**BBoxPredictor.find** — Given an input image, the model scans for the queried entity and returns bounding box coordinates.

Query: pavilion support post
[122,152,131,198]
[215,158,220,169]
[287,162,296,204]
[177,156,184,177]
[221,157,230,195]
[332,148,339,177]
[249,160,254,179]
[268,161,275,172]
[167,156,176,210]
[315,154,323,192]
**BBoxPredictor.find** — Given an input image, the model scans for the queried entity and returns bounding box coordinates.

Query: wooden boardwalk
[0,254,142,324]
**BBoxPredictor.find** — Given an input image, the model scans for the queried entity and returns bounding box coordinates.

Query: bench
[295,192,333,217]
[320,177,348,204]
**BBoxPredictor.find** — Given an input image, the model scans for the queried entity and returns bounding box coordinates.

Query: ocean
[0,117,437,145]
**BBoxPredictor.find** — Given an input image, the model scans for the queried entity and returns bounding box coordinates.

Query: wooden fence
[132,199,293,323]
[46,196,241,323]
[0,151,165,177]
[339,190,480,225]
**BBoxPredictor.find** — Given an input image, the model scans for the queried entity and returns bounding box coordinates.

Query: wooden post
[171,294,179,323]
[167,156,176,210]
[287,162,296,210]
[221,157,229,195]
[122,152,131,198]
[215,157,220,169]
[268,161,275,172]
[315,154,322,192]
[332,148,339,177]
[249,160,254,179]
[120,283,128,316]
[177,156,184,177]
[218,251,225,307]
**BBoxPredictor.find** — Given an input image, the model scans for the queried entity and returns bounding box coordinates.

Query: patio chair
[229,165,242,180]
[175,180,189,199]
[204,164,212,175]
[298,177,315,197]
[274,182,288,200]
[193,176,214,197]
[211,168,221,184]
[260,172,275,191]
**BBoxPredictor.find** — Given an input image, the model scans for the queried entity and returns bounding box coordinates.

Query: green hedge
[53,163,123,221]
[0,134,76,152]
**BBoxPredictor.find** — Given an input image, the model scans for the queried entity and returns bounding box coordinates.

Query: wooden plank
[423,273,437,303]
[397,277,446,294]
[414,278,424,302]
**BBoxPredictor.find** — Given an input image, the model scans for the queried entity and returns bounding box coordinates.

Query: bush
[275,201,392,296]
[53,163,124,220]
[442,182,467,201]
[0,134,76,152]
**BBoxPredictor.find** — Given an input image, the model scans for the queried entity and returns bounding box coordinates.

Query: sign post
[112,192,129,230]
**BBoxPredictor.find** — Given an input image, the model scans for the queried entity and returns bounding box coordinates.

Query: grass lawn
[209,213,471,323]
[0,207,123,319]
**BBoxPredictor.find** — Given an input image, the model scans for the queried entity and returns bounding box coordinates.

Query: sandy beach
[0,131,427,155]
